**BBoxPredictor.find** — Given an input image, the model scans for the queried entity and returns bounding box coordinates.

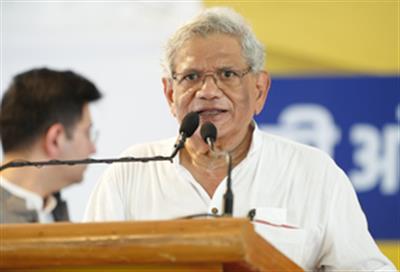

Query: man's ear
[254,71,271,115]
[43,123,65,158]
[162,77,177,117]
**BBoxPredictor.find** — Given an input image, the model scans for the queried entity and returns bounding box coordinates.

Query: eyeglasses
[87,127,99,144]
[172,67,252,90]
[65,124,99,144]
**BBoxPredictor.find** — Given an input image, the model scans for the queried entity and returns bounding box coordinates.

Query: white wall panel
[1,1,202,221]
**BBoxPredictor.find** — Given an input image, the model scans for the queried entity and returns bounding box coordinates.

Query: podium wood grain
[0,218,303,272]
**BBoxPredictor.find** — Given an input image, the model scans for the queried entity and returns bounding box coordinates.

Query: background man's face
[58,104,96,184]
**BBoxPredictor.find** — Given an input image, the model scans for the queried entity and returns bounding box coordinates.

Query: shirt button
[211,207,219,214]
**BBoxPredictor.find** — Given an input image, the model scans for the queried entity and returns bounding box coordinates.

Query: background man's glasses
[172,67,252,90]
[89,128,99,144]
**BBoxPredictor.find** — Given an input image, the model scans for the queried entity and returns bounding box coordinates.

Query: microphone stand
[223,151,233,216]
[0,112,200,172]
[169,132,187,159]
[0,155,173,172]
[0,140,192,172]
[206,137,234,216]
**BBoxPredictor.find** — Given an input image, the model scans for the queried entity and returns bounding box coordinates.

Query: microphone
[0,112,200,172]
[200,121,217,151]
[200,122,234,216]
[169,111,200,159]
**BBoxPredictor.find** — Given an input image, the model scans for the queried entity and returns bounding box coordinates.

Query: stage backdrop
[204,1,399,267]
[1,1,202,222]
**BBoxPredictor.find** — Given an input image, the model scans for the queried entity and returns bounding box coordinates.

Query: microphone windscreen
[200,122,217,143]
[179,112,200,137]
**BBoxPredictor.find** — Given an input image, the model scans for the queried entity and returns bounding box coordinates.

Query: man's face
[59,104,96,184]
[164,33,269,151]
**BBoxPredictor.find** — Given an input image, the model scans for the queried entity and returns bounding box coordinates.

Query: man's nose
[202,73,219,85]
[196,74,221,99]
[90,141,97,155]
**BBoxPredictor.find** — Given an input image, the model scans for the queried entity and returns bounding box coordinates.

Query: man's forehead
[173,34,246,71]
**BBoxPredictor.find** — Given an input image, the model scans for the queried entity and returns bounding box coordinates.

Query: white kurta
[84,128,395,271]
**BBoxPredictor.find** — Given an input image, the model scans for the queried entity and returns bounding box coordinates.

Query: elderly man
[1,68,102,223]
[84,7,395,271]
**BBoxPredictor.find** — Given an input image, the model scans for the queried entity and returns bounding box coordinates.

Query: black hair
[0,68,102,153]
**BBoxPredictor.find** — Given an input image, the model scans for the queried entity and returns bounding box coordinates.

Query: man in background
[0,68,102,223]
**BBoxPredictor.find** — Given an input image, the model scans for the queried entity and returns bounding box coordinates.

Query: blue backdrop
[256,76,399,239]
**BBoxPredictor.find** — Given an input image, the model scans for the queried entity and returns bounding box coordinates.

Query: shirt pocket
[251,207,306,266]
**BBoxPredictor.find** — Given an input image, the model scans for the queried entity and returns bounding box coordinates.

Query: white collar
[0,177,57,213]
[247,121,262,157]
[174,120,262,165]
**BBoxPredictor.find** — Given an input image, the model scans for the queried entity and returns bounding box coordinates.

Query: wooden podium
[0,218,304,272]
